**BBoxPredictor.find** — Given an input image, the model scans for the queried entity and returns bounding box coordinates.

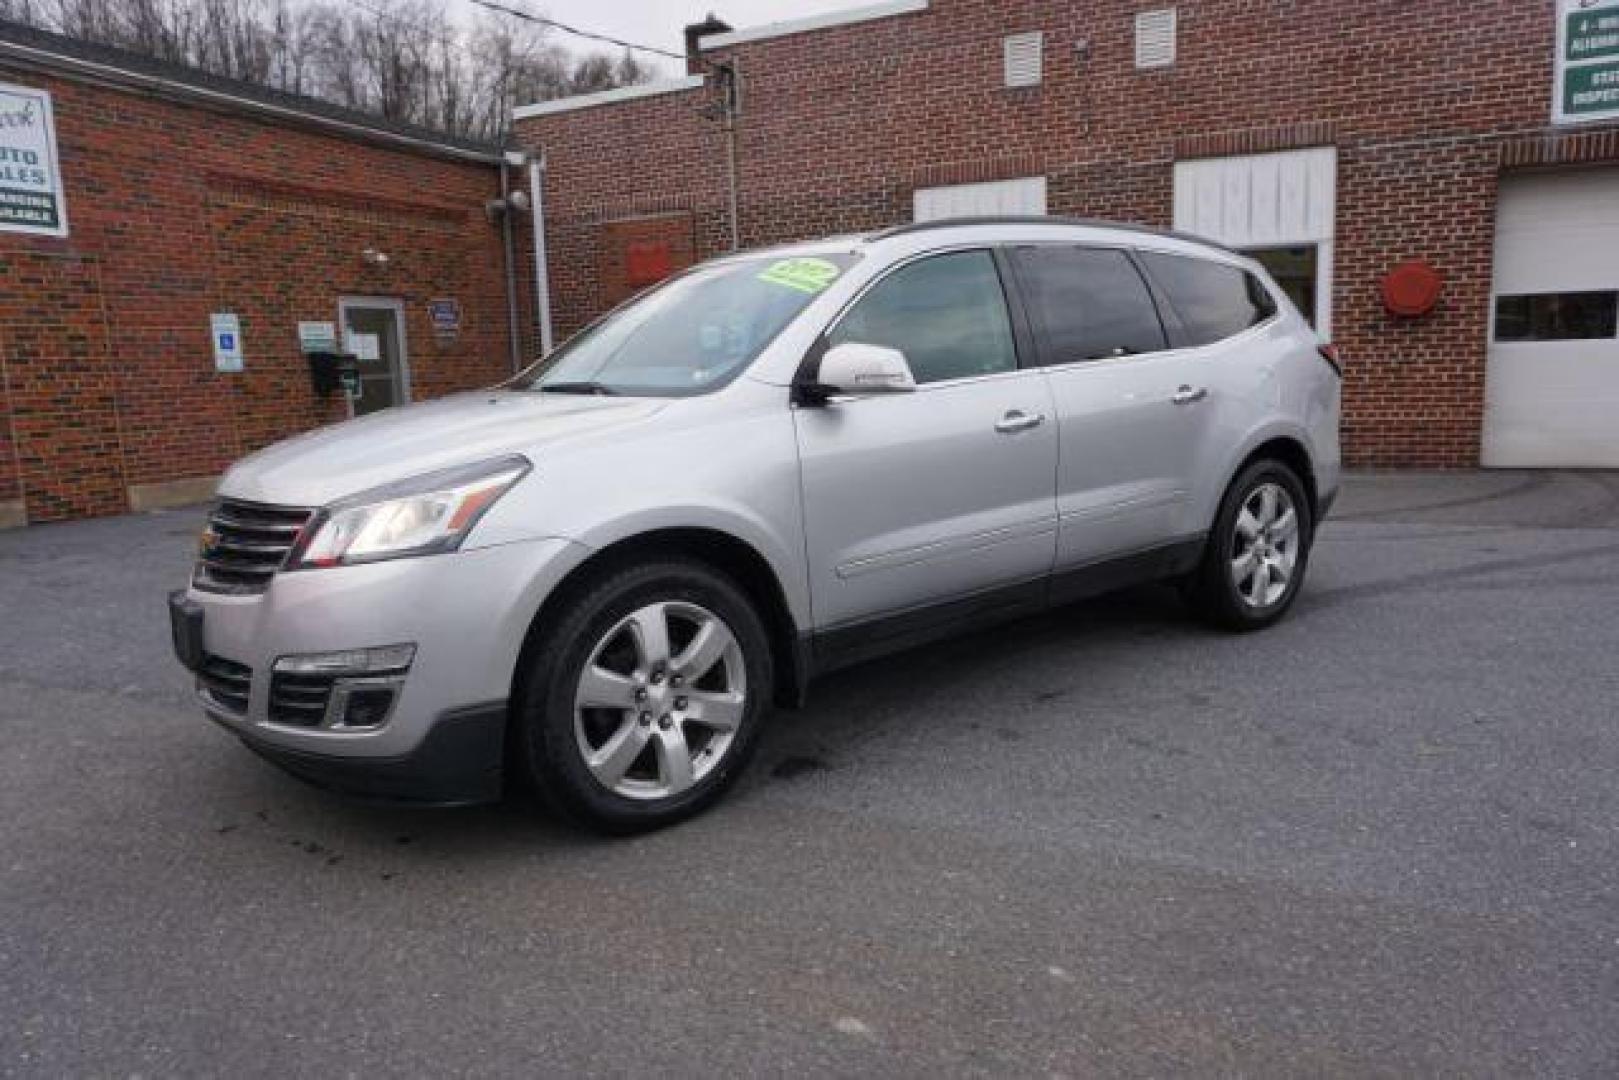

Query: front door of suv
[794,249,1059,636]
[1006,243,1214,570]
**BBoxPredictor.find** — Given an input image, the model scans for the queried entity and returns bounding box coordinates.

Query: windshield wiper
[536,380,618,396]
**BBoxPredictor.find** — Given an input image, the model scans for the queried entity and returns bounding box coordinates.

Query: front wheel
[514,559,773,833]
[1184,460,1313,632]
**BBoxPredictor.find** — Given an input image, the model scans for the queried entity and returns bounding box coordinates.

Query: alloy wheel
[1229,482,1300,609]
[572,600,747,800]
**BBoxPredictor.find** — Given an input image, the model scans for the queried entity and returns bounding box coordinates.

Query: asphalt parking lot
[3,470,1617,1077]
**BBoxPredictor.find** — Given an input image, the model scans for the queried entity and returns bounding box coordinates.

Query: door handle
[995,410,1046,434]
[1171,385,1208,406]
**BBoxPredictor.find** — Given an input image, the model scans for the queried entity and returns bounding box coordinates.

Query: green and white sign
[1556,0,1619,123]
[0,82,67,237]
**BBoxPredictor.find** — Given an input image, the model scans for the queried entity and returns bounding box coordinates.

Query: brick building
[513,0,1619,469]
[0,21,532,527]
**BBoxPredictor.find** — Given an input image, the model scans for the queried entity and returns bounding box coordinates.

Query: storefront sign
[0,82,68,237]
[211,313,244,373]
[297,321,338,353]
[1556,0,1619,123]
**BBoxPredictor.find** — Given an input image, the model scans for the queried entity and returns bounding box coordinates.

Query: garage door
[1484,169,1619,467]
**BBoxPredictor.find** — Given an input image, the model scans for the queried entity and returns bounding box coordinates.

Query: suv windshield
[514,253,858,397]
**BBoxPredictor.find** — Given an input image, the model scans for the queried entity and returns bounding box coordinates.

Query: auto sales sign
[0,82,67,237]
[1557,0,1619,124]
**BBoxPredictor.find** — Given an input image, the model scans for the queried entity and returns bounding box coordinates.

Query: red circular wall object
[1382,261,1444,317]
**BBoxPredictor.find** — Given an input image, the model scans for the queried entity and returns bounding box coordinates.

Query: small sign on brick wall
[428,298,460,338]
[211,313,244,372]
[0,81,68,237]
[1555,0,1619,124]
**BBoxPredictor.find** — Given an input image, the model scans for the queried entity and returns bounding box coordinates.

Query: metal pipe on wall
[498,154,522,374]
[529,153,555,356]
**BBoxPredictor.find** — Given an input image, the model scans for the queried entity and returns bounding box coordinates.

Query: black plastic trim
[226,701,508,807]
[810,537,1205,676]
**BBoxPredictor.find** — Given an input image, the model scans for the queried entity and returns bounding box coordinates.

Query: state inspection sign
[0,82,67,237]
[1557,0,1619,124]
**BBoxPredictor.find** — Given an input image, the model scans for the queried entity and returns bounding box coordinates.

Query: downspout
[528,152,555,356]
[498,153,522,374]
[722,63,741,252]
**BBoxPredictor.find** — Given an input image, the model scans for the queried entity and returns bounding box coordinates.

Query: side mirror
[813,342,918,397]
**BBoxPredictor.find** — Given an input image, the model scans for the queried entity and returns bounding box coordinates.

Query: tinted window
[828,251,1017,384]
[1011,246,1167,363]
[1494,292,1618,342]
[1142,252,1276,346]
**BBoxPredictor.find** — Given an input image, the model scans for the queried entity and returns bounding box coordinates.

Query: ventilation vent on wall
[1135,8,1177,69]
[1003,31,1044,88]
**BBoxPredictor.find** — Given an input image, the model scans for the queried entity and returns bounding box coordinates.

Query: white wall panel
[914,176,1048,221]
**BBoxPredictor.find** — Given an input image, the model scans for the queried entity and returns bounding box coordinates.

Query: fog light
[273,643,415,676]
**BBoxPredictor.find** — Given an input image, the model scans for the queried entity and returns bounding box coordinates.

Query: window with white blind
[1135,8,1177,69]
[1003,31,1043,87]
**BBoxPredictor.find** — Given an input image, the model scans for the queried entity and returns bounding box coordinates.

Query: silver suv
[170,217,1341,831]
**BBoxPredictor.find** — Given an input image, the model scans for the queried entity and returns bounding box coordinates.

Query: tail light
[1317,343,1343,376]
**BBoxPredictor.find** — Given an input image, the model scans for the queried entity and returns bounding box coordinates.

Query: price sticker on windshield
[758,257,842,294]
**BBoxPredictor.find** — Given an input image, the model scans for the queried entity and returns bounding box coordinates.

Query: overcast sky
[530,0,866,75]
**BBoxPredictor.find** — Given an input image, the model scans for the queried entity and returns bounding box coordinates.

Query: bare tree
[0,0,654,140]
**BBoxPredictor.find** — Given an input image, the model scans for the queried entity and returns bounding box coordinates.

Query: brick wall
[516,0,1619,467]
[0,66,520,522]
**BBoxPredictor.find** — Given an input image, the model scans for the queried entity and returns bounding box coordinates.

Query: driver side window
[827,250,1019,384]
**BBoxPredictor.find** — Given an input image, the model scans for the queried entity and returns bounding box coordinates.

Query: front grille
[193,499,314,595]
[197,654,252,715]
[269,671,334,727]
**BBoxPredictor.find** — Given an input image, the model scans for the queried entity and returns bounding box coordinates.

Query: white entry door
[1484,169,1619,467]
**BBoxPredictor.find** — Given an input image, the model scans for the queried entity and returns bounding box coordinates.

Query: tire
[1184,459,1313,632]
[513,558,774,834]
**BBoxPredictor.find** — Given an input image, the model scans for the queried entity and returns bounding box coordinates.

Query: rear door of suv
[1005,243,1217,573]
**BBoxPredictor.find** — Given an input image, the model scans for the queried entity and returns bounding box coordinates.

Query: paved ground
[3,471,1617,1077]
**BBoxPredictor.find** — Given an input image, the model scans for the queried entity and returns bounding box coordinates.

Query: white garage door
[913,176,1047,221]
[1485,169,1619,467]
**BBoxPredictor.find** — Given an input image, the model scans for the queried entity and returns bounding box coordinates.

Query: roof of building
[0,18,504,163]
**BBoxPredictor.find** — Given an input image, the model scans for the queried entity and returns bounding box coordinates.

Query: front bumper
[220,702,508,805]
[179,536,591,802]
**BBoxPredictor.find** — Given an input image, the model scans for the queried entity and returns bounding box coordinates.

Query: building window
[1494,292,1619,342]
[1135,8,1177,69]
[1003,31,1043,88]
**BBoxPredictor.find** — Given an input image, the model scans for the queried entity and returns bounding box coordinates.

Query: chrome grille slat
[193,498,314,596]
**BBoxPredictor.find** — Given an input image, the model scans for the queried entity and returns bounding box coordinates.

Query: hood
[220,391,669,506]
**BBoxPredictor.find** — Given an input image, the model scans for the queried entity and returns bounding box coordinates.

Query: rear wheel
[515,559,773,833]
[1184,460,1313,631]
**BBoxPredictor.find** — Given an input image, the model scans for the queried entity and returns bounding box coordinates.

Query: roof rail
[868,215,1244,257]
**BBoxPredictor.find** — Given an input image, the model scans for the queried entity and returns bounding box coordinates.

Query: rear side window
[1010,246,1168,363]
[1141,252,1277,346]
[828,250,1018,384]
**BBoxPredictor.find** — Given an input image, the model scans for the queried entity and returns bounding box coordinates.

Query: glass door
[339,298,409,415]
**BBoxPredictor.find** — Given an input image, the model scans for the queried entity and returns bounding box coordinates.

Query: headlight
[289,455,530,569]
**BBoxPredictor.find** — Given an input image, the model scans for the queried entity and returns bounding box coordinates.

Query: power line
[462,0,686,62]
